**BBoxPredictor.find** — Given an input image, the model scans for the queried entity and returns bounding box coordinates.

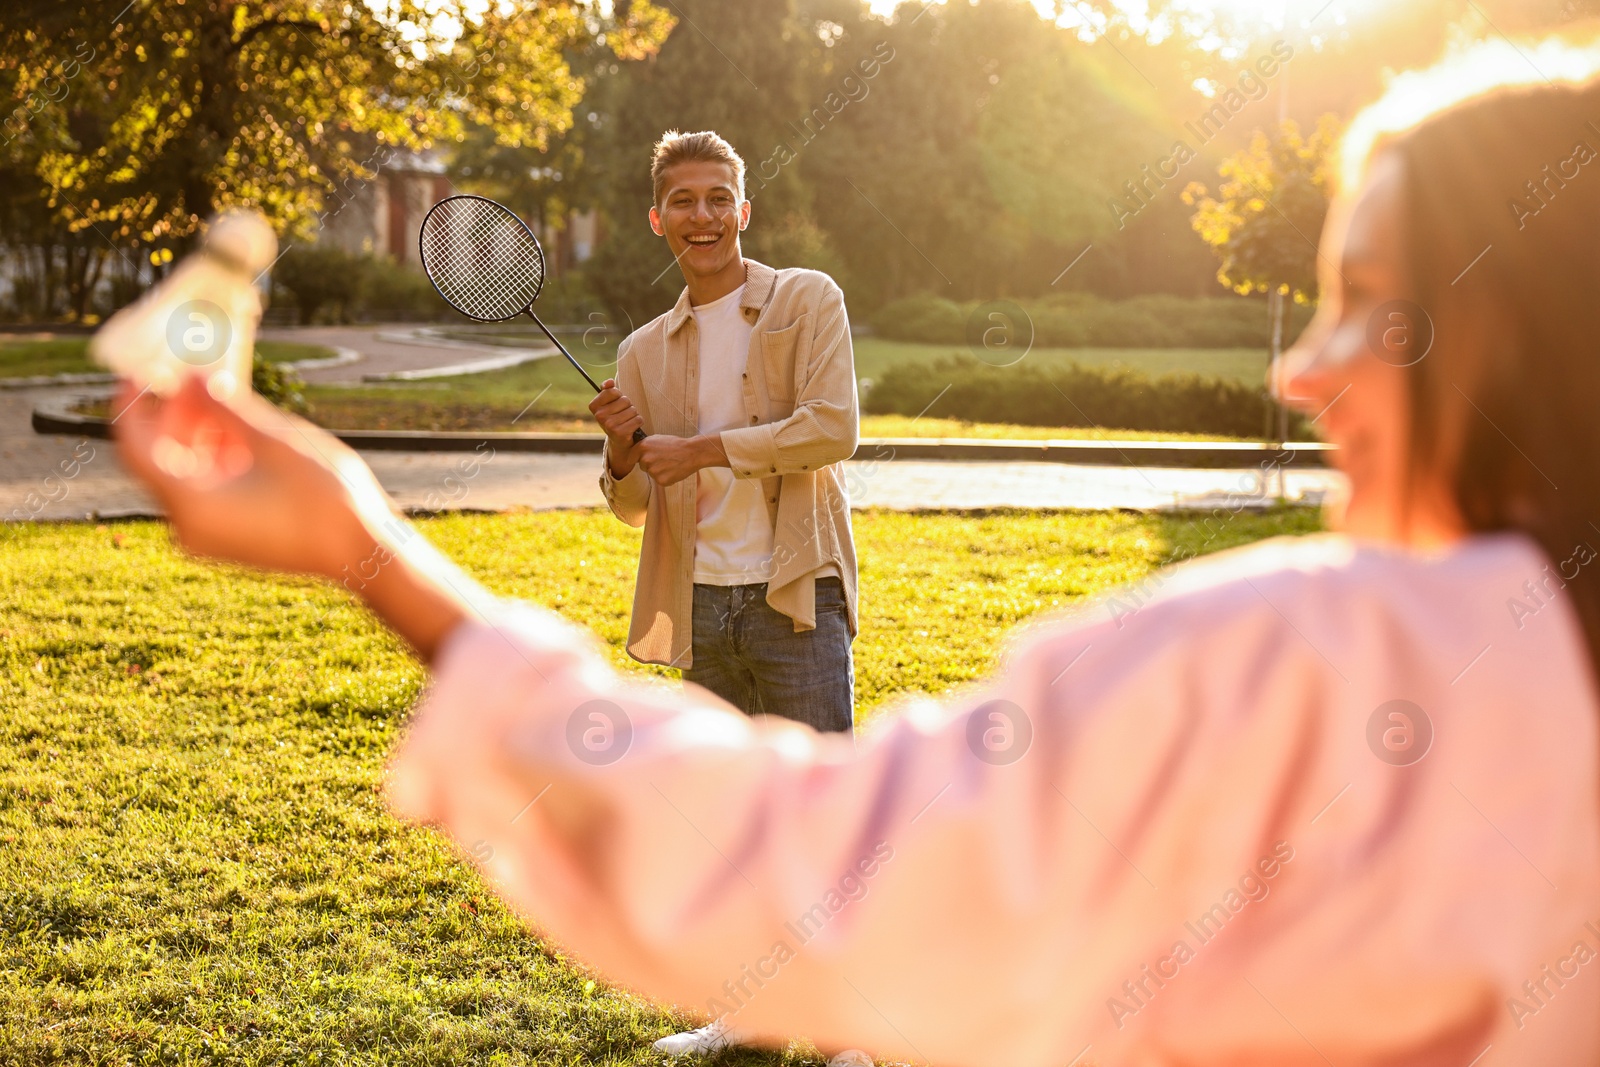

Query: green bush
[358,254,451,320]
[869,293,968,344]
[533,271,608,324]
[252,358,309,414]
[271,249,597,324]
[745,213,851,296]
[862,355,1308,439]
[273,244,364,323]
[272,245,361,325]
[870,292,1315,349]
[272,248,452,323]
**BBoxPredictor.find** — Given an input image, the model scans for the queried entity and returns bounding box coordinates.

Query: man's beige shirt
[600,259,859,667]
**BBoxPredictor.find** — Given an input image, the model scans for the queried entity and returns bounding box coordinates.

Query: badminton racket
[419,194,645,443]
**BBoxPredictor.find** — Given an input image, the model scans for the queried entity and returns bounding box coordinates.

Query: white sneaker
[652,1017,746,1056]
[827,1052,874,1067]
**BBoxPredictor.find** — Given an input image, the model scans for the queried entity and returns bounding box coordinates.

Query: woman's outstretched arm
[113,377,484,663]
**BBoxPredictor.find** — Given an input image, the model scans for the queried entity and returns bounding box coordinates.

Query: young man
[588,131,866,1064]
[589,130,859,735]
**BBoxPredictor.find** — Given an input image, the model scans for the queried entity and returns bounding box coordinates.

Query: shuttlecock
[91,209,278,401]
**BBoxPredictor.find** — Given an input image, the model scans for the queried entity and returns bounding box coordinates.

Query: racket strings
[420,197,546,321]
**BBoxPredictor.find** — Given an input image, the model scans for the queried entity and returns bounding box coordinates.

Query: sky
[865,0,1388,38]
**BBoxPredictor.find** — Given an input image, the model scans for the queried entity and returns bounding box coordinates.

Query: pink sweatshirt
[389,533,1600,1066]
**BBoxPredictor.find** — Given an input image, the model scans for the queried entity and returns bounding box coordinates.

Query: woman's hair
[1344,35,1600,673]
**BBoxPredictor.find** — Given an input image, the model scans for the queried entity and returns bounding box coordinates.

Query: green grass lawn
[301,335,1267,441]
[0,338,333,379]
[852,338,1269,385]
[852,416,1237,443]
[0,507,1318,1065]
[304,360,605,435]
[435,331,1272,387]
[301,389,1237,443]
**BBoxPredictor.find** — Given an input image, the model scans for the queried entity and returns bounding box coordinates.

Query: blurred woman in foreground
[115,37,1600,1066]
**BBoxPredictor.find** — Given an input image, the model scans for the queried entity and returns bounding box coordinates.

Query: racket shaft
[526,312,601,392]
[525,312,647,443]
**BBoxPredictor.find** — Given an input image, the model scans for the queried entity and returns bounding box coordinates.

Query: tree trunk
[41,244,61,319]
[182,11,237,234]
[69,245,107,321]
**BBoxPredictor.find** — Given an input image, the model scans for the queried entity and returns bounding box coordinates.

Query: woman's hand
[114,373,489,663]
[112,375,389,580]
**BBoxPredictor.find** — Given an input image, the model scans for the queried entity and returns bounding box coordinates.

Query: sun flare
[867,0,1392,36]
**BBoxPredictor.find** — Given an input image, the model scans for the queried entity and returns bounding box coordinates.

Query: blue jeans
[683,578,854,734]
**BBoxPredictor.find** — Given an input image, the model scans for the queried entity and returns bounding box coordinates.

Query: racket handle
[631,428,647,444]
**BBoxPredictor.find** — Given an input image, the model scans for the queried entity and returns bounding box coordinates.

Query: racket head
[418,195,546,322]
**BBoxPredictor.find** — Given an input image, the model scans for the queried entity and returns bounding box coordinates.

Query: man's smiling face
[649,159,751,281]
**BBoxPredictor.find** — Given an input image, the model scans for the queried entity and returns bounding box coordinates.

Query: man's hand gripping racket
[418,195,647,446]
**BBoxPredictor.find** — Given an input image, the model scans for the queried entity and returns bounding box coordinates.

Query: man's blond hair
[650,129,747,206]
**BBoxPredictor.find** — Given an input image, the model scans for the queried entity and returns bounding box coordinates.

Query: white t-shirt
[692,285,775,584]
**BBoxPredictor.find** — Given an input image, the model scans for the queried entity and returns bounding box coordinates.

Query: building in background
[320,149,598,277]
[319,149,452,266]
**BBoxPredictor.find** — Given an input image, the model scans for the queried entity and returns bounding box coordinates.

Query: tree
[1183,115,1336,440]
[452,119,596,235]
[273,244,360,325]
[527,0,1345,317]
[791,0,1204,307]
[0,0,672,319]
[579,0,812,326]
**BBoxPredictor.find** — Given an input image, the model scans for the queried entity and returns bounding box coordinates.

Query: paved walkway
[3,384,1343,522]
[258,324,554,383]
